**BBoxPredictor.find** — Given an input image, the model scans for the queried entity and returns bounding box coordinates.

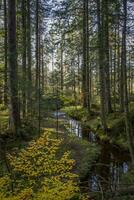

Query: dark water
[53,112,130,193]
[64,114,129,193]
[68,118,96,142]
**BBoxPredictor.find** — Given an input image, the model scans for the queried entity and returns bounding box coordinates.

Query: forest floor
[41,102,134,199]
[0,99,134,200]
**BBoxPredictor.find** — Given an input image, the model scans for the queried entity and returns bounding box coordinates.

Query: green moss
[60,102,134,150]
[60,134,100,179]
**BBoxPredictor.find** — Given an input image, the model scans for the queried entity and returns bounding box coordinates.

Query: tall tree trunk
[82,0,90,112]
[27,0,32,114]
[60,39,64,93]
[117,10,121,109]
[77,52,81,95]
[122,0,134,165]
[97,0,107,131]
[8,0,20,134]
[38,33,41,135]
[103,0,112,113]
[120,8,125,112]
[22,0,27,118]
[35,0,39,96]
[27,0,32,113]
[41,44,45,93]
[113,27,117,111]
[4,0,8,105]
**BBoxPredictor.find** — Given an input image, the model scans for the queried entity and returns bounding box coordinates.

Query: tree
[35,0,39,96]
[97,0,107,130]
[121,0,134,165]
[102,0,112,113]
[8,0,20,134]
[21,0,27,118]
[82,0,90,112]
[4,0,8,105]
[26,0,32,115]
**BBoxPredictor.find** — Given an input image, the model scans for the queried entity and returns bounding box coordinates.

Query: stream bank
[43,110,132,199]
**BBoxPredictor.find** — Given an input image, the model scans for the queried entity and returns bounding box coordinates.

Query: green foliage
[0,104,9,135]
[0,131,81,200]
[121,169,134,185]
[42,95,77,114]
[42,95,64,111]
[0,104,7,111]
[60,135,99,179]
[62,106,89,120]
[60,95,76,107]
[19,119,39,140]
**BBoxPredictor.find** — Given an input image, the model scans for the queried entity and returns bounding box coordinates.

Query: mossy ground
[61,103,134,149]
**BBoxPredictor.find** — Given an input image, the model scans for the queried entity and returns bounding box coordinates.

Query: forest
[0,0,134,199]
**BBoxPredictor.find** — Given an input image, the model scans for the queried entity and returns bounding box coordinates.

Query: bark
[97,0,107,131]
[27,0,32,114]
[117,11,121,107]
[82,0,90,112]
[22,0,27,118]
[103,0,112,113]
[77,52,81,95]
[38,33,41,135]
[120,12,125,112]
[4,0,8,105]
[122,0,134,166]
[60,39,64,93]
[8,0,20,134]
[41,44,45,93]
[35,0,39,95]
[113,27,117,111]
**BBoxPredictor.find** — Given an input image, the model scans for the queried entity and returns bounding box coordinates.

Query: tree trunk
[35,0,39,96]
[4,0,8,105]
[27,0,32,114]
[103,0,112,113]
[97,0,107,131]
[60,39,64,93]
[41,44,45,93]
[8,0,20,134]
[122,0,134,166]
[82,0,90,112]
[22,0,27,118]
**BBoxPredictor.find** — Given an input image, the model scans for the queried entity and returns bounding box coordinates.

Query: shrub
[0,132,79,200]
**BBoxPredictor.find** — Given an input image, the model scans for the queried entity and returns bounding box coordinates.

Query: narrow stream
[52,111,130,193]
[68,117,129,192]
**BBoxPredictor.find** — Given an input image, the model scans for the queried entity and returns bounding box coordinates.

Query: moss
[81,109,134,149]
[59,103,134,150]
[60,134,100,179]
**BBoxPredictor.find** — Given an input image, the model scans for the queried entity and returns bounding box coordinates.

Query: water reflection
[109,161,129,191]
[122,162,129,173]
[69,119,82,138]
[53,111,66,118]
[66,117,129,192]
[68,119,96,142]
[89,175,99,191]
[54,111,130,193]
